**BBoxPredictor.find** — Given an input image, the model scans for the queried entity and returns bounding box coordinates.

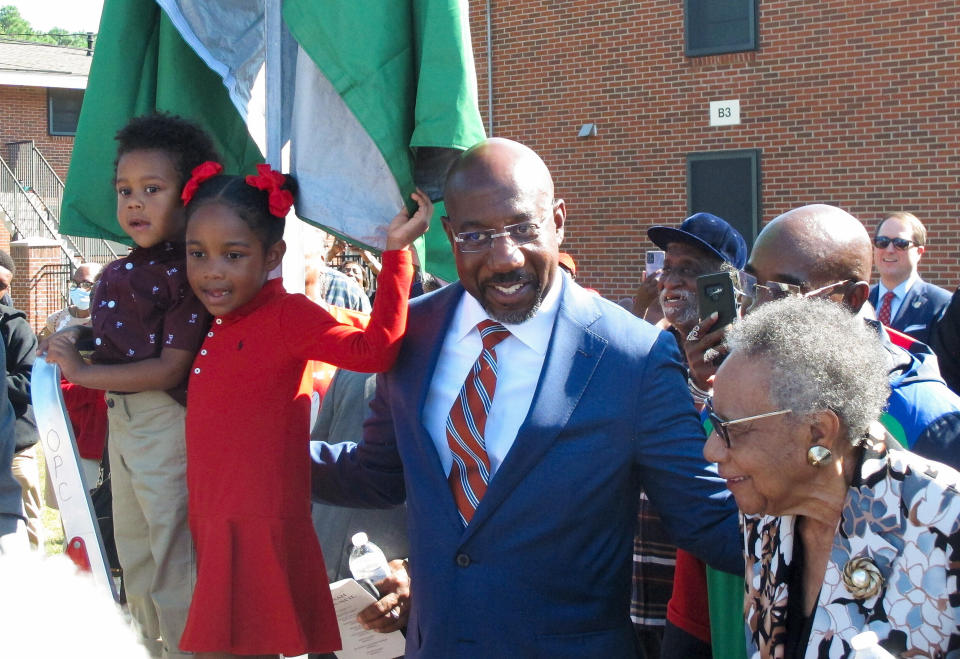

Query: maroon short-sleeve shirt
[91,241,210,403]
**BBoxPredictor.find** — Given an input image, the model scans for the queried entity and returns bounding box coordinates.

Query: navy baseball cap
[647,212,748,269]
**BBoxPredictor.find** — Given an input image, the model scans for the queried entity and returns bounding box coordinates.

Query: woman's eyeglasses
[873,236,919,251]
[705,397,792,449]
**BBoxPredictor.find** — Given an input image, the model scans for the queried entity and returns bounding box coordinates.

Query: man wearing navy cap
[631,212,747,659]
[647,213,747,377]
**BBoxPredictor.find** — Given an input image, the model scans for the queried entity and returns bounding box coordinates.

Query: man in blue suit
[868,212,951,344]
[312,138,740,657]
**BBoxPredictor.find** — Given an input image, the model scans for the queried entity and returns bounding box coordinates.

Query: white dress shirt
[876,272,919,322]
[423,272,562,478]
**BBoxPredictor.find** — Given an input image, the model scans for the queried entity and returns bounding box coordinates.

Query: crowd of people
[0,113,957,659]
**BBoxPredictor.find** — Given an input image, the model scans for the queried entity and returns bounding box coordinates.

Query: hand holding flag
[386,189,432,252]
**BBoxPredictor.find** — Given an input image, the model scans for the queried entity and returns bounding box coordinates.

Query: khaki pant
[106,391,194,659]
[11,445,44,549]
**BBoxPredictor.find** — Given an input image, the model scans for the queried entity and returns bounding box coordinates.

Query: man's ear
[265,239,286,272]
[553,198,566,245]
[845,280,870,313]
[916,245,925,258]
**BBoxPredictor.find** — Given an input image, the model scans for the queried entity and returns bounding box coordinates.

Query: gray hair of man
[724,296,890,446]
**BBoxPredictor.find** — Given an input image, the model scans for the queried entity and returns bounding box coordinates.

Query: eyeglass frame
[873,236,920,251]
[69,280,96,291]
[444,200,560,254]
[737,271,854,309]
[705,397,792,449]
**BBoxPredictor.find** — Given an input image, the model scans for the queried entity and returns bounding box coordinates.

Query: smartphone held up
[696,271,739,331]
[645,250,664,277]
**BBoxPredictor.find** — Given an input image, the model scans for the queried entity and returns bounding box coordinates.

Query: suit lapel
[462,279,607,541]
[402,284,466,529]
[892,282,923,327]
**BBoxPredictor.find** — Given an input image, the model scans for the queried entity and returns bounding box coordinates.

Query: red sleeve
[666,548,712,643]
[282,249,413,372]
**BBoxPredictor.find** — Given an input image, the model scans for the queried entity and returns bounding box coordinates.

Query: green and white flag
[61,0,486,282]
[59,0,263,244]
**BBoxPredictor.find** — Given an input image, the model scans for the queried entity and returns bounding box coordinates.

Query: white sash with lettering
[31,358,117,601]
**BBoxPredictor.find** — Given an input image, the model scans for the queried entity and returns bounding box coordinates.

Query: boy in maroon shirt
[42,114,215,658]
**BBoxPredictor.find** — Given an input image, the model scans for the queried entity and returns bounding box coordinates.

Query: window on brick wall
[685,0,757,56]
[48,88,85,136]
[687,149,761,249]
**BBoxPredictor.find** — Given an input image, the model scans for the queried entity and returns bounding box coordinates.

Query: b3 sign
[710,99,741,126]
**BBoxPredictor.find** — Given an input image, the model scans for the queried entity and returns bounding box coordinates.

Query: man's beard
[661,290,698,331]
[481,271,544,325]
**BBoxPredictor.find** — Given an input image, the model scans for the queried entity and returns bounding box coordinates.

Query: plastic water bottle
[849,631,895,658]
[348,532,390,584]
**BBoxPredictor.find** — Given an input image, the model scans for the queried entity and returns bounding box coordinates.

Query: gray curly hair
[724,297,890,445]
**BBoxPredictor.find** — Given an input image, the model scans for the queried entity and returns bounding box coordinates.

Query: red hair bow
[246,163,294,218]
[181,161,223,206]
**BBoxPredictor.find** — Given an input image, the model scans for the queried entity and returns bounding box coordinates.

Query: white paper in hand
[329,578,406,658]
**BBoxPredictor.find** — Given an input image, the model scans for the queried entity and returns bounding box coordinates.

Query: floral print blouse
[743,439,960,658]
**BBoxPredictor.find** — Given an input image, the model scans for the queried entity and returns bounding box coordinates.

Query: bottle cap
[351,532,369,547]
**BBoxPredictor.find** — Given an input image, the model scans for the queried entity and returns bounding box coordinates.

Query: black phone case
[696,271,737,329]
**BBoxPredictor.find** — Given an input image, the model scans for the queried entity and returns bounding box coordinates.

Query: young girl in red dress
[178,161,431,659]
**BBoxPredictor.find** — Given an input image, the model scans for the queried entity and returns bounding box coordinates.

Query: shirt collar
[453,267,563,355]
[218,277,284,325]
[128,241,183,264]
[879,272,919,299]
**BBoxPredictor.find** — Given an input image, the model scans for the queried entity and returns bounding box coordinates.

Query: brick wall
[10,238,66,334]
[0,85,75,180]
[0,85,78,329]
[468,0,960,298]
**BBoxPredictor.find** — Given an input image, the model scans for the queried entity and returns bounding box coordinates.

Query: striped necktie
[446,320,511,525]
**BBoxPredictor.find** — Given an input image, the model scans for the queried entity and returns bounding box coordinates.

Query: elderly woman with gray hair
[704,296,960,658]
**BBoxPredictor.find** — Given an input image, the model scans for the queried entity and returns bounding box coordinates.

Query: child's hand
[36,325,82,357]
[44,333,86,381]
[385,188,432,251]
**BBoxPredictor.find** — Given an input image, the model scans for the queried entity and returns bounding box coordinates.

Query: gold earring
[807,445,832,467]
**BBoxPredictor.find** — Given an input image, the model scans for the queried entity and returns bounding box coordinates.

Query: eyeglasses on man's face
[873,236,919,251]
[70,281,96,291]
[737,271,852,309]
[449,216,548,253]
[705,397,792,449]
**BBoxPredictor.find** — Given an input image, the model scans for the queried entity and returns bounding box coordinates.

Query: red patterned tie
[446,320,511,525]
[877,291,895,325]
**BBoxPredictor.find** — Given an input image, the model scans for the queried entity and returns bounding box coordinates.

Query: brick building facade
[467,0,960,298]
[0,85,75,179]
[0,40,91,330]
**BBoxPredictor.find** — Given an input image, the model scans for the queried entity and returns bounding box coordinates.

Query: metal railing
[0,156,64,246]
[32,262,74,334]
[8,141,62,222]
[3,141,122,266]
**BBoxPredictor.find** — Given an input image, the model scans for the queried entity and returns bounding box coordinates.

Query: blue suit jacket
[312,275,740,658]
[869,278,951,345]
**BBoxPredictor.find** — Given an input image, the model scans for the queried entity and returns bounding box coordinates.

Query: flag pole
[265,0,305,290]
[264,0,282,169]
